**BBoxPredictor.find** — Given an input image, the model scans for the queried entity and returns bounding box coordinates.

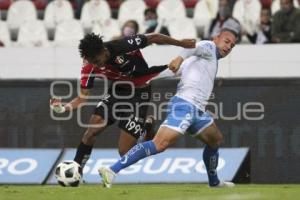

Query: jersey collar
[216,47,222,60]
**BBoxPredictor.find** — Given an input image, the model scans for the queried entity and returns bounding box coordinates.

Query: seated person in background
[114,20,140,39]
[144,8,170,36]
[272,0,300,43]
[247,7,272,44]
[205,0,237,39]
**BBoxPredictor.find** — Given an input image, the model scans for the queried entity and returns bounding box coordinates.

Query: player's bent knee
[82,115,107,144]
[82,127,105,145]
[207,133,223,148]
[153,139,170,153]
[82,131,97,145]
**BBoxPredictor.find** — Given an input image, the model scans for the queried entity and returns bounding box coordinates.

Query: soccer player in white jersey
[99,28,238,188]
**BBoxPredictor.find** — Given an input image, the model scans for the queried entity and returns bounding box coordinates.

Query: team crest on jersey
[115,56,125,64]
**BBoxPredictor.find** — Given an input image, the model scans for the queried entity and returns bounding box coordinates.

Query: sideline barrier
[0,149,61,184]
[47,148,249,184]
[0,148,249,184]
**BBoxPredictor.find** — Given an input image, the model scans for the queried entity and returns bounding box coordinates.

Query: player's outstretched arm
[168,42,211,74]
[50,88,90,113]
[146,33,196,48]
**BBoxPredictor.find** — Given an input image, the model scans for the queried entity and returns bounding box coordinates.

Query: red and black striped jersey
[81,34,167,88]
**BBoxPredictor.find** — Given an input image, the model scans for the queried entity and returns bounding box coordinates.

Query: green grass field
[1,184,299,200]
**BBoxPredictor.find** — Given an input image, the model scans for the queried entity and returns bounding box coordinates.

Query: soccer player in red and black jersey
[50,32,195,178]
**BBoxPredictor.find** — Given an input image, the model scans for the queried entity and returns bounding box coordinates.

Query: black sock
[144,119,155,141]
[74,142,93,169]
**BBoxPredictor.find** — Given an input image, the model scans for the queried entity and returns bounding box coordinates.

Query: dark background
[1,78,299,183]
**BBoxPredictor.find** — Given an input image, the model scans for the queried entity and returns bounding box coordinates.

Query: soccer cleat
[98,167,116,188]
[210,181,235,188]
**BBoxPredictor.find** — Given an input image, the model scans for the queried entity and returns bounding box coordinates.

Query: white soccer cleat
[98,167,116,188]
[210,181,235,188]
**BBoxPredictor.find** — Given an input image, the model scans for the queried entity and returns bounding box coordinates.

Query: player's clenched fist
[168,56,184,73]
[50,97,66,113]
[179,39,196,48]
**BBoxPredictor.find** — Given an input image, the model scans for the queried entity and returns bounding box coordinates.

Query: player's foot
[210,181,235,188]
[98,167,116,188]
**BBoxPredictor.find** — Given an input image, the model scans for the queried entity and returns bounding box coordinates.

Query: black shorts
[94,84,151,139]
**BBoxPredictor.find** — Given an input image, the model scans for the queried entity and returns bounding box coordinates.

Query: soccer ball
[55,160,82,187]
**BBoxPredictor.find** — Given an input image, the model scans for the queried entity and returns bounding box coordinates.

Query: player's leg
[195,122,223,148]
[192,115,233,187]
[194,122,222,186]
[99,126,181,187]
[114,126,181,173]
[73,91,116,169]
[117,85,155,156]
[110,95,192,173]
[152,126,182,151]
[117,116,156,156]
[118,129,137,156]
[73,114,108,169]
[196,123,234,187]
[99,96,191,187]
[135,85,156,142]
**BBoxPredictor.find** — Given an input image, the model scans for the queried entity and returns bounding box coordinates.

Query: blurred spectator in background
[113,19,139,39]
[74,0,87,19]
[0,41,4,47]
[229,0,237,9]
[272,0,300,43]
[144,8,170,35]
[233,0,261,43]
[205,0,238,39]
[247,7,272,44]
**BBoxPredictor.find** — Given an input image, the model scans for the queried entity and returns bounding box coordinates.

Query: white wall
[0,44,299,79]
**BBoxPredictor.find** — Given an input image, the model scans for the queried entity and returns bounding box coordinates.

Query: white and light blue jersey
[175,40,220,111]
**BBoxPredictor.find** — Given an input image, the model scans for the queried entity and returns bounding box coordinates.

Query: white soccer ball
[55,160,82,187]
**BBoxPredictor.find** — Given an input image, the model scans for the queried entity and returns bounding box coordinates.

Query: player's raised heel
[98,167,116,188]
[210,181,235,188]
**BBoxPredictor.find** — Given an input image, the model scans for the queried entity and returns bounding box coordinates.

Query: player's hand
[179,39,196,48]
[169,56,184,73]
[50,97,66,113]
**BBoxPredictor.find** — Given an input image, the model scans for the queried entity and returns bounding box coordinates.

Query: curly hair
[78,33,104,60]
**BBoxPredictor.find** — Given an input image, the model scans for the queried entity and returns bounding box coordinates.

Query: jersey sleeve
[80,63,95,89]
[106,34,148,56]
[179,41,215,60]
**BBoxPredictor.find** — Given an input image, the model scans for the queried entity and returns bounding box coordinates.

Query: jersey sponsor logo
[114,56,125,64]
[127,39,134,45]
[127,37,142,46]
[180,122,190,130]
[145,148,151,156]
[135,37,142,46]
[120,155,128,164]
[134,117,144,123]
[185,113,192,120]
[97,94,111,107]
